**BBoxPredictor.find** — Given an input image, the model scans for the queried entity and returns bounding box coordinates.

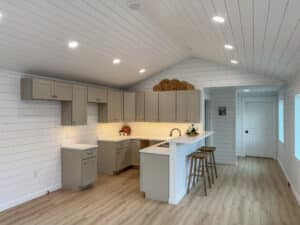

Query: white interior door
[243,97,276,158]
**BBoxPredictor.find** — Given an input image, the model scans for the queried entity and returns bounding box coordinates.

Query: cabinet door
[72,85,88,125]
[176,90,201,123]
[81,157,97,186]
[135,92,145,121]
[129,140,140,166]
[107,90,123,122]
[123,92,136,122]
[176,91,189,122]
[88,87,107,103]
[159,91,176,122]
[145,92,158,122]
[187,90,201,123]
[54,81,73,101]
[32,79,54,100]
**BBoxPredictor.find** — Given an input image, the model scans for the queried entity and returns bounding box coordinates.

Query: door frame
[241,96,278,159]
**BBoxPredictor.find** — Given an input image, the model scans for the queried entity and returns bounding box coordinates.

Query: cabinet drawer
[82,148,97,159]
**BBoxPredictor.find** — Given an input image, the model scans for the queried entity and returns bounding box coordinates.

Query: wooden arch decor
[153,79,195,91]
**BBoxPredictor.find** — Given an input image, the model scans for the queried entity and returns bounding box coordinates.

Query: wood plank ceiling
[142,0,300,81]
[0,0,299,86]
[0,0,189,86]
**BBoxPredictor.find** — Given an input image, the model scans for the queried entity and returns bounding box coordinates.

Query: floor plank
[1,157,299,225]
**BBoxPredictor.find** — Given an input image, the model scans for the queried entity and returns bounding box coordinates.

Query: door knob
[245,130,249,134]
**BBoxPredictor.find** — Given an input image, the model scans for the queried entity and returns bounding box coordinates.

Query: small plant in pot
[186,124,199,136]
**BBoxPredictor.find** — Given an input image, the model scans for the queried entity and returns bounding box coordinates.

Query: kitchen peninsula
[140,131,213,204]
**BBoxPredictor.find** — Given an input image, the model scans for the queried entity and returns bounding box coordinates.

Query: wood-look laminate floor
[1,157,300,225]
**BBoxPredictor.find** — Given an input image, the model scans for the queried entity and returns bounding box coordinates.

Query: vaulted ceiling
[0,0,299,86]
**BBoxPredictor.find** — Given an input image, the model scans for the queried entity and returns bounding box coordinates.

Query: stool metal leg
[187,157,194,193]
[201,159,207,196]
[209,153,214,184]
[192,157,198,187]
[205,157,211,188]
[212,152,218,178]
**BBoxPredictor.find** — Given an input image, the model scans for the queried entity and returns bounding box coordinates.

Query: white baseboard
[0,184,61,212]
[278,160,300,205]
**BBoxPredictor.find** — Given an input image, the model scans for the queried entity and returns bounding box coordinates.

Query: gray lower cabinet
[88,86,107,103]
[135,92,145,121]
[98,140,131,175]
[21,78,72,101]
[62,85,87,125]
[123,92,136,122]
[62,146,98,191]
[159,91,176,122]
[145,92,159,122]
[129,140,140,166]
[140,153,169,202]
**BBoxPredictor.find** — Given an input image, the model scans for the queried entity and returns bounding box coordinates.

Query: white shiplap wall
[130,58,284,91]
[0,70,99,211]
[278,78,300,204]
[209,88,237,165]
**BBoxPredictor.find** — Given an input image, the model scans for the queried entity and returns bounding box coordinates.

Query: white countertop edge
[139,142,170,155]
[169,131,214,144]
[61,144,98,150]
[98,136,170,142]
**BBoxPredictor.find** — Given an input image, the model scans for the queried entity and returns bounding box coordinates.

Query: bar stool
[187,152,211,196]
[199,146,218,184]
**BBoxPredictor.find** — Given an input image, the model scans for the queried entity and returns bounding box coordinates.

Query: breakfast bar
[140,131,213,204]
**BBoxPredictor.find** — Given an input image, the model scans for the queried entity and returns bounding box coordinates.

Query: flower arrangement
[186,124,199,136]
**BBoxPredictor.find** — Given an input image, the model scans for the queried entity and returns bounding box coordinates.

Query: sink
[157,142,170,148]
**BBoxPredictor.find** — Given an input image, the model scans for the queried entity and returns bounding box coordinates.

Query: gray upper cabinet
[123,92,136,122]
[135,92,145,121]
[53,81,73,101]
[145,92,159,122]
[107,89,123,122]
[62,85,87,126]
[22,78,53,100]
[21,78,72,101]
[88,87,107,103]
[176,90,188,122]
[176,90,201,123]
[159,91,176,122]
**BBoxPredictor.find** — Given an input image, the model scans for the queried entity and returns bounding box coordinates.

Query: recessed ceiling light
[113,58,121,64]
[139,68,146,74]
[243,89,250,93]
[127,0,140,10]
[212,16,225,24]
[68,41,79,49]
[231,59,239,65]
[224,44,234,50]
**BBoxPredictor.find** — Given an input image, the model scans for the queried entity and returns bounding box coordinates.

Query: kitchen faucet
[169,128,182,137]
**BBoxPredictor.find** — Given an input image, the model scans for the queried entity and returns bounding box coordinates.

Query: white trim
[0,184,61,212]
[278,160,300,205]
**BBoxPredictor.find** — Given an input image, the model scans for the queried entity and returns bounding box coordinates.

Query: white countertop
[139,142,170,155]
[61,144,98,150]
[169,131,214,144]
[98,131,213,144]
[98,135,170,142]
